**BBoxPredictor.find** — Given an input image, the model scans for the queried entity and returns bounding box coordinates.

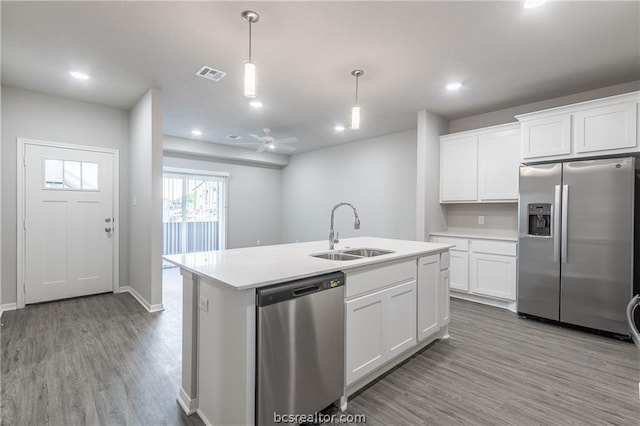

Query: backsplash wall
[446,203,518,231]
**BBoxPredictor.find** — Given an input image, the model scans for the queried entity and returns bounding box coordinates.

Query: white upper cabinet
[520,114,571,159]
[440,123,520,203]
[574,101,637,154]
[440,136,478,202]
[517,91,639,162]
[478,127,521,201]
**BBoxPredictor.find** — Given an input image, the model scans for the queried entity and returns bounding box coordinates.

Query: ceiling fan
[235,128,297,153]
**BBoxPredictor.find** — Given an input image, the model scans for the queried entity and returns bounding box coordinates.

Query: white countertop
[430,229,518,242]
[163,237,451,290]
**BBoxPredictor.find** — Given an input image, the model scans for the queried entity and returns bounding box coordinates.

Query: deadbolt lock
[105,227,112,232]
[105,218,112,223]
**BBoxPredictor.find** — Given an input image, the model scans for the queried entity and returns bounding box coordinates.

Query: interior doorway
[162,169,227,264]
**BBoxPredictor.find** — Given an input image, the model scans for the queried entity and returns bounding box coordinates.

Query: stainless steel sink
[342,248,395,257]
[310,252,362,261]
[310,248,395,261]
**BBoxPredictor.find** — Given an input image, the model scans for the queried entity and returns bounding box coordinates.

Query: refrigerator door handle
[561,184,569,264]
[553,185,561,263]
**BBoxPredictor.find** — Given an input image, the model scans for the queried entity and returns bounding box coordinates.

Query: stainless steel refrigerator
[518,157,637,335]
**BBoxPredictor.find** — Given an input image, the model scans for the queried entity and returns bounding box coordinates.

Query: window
[44,159,99,190]
[162,171,228,257]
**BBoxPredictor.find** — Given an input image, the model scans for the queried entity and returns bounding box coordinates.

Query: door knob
[105,227,112,232]
[105,218,112,223]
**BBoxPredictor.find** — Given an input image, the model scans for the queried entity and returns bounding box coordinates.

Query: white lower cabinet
[386,282,417,357]
[469,253,517,300]
[431,235,517,309]
[345,280,416,385]
[417,255,439,341]
[449,251,469,291]
[440,269,450,326]
[345,290,386,384]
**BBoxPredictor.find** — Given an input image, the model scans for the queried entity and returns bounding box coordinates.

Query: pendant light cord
[354,74,359,104]
[248,20,252,62]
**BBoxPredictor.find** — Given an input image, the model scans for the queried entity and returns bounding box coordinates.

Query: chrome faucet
[329,202,360,250]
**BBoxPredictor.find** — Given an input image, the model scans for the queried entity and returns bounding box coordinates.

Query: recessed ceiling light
[250,101,263,108]
[523,0,548,8]
[446,82,462,91]
[191,129,202,136]
[334,125,345,132]
[69,71,89,80]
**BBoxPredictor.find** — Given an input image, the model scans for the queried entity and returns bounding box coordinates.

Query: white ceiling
[2,1,639,154]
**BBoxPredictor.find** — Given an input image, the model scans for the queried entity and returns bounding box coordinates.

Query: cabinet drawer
[469,239,517,256]
[346,259,416,299]
[430,236,469,251]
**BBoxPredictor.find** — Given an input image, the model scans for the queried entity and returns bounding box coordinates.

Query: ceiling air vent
[196,66,227,82]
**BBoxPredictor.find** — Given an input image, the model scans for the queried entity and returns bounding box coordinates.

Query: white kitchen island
[164,237,451,426]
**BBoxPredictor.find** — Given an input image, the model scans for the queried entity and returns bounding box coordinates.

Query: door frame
[16,138,120,309]
[163,166,230,252]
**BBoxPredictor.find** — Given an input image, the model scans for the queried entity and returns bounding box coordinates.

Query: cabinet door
[439,269,450,327]
[521,115,571,160]
[469,253,516,300]
[440,136,478,202]
[345,290,386,385]
[574,101,637,154]
[385,281,417,358]
[449,250,469,292]
[417,255,440,342]
[478,128,520,201]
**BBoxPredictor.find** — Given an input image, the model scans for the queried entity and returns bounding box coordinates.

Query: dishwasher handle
[257,271,345,307]
[292,284,321,297]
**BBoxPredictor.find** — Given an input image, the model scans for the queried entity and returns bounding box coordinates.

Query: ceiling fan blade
[275,144,297,152]
[249,134,264,141]
[257,143,266,153]
[274,137,298,144]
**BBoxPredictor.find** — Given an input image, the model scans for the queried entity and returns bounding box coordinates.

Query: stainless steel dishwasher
[256,271,345,426]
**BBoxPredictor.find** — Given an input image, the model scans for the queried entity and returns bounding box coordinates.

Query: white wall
[128,88,163,308]
[281,130,417,244]
[416,110,449,241]
[1,86,130,305]
[449,81,640,133]
[163,148,283,249]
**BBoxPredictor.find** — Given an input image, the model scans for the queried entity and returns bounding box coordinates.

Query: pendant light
[241,10,259,98]
[351,70,364,130]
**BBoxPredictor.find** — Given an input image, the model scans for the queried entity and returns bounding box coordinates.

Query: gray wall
[128,88,163,307]
[281,130,417,243]
[1,86,130,305]
[163,149,283,249]
[449,81,640,133]
[446,204,518,232]
[416,110,449,241]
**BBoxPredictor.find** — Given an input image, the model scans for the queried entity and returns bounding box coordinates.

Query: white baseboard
[117,286,164,314]
[0,303,17,318]
[451,292,517,312]
[196,408,212,426]
[177,387,198,415]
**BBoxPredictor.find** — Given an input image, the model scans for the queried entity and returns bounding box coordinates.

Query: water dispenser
[527,203,551,236]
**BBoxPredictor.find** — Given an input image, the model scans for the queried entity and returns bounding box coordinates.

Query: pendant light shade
[241,11,259,98]
[244,62,256,98]
[351,105,361,131]
[350,70,364,130]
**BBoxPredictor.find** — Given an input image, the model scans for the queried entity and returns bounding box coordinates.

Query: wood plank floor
[1,268,204,426]
[3,269,639,425]
[337,298,640,425]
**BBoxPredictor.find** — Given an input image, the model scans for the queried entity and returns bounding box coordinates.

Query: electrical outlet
[256,239,261,245]
[132,196,137,207]
[478,216,485,225]
[199,296,209,312]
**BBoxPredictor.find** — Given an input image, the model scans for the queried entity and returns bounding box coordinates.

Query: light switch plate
[478,216,485,225]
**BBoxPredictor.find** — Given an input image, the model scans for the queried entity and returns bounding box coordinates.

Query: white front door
[24,143,115,304]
